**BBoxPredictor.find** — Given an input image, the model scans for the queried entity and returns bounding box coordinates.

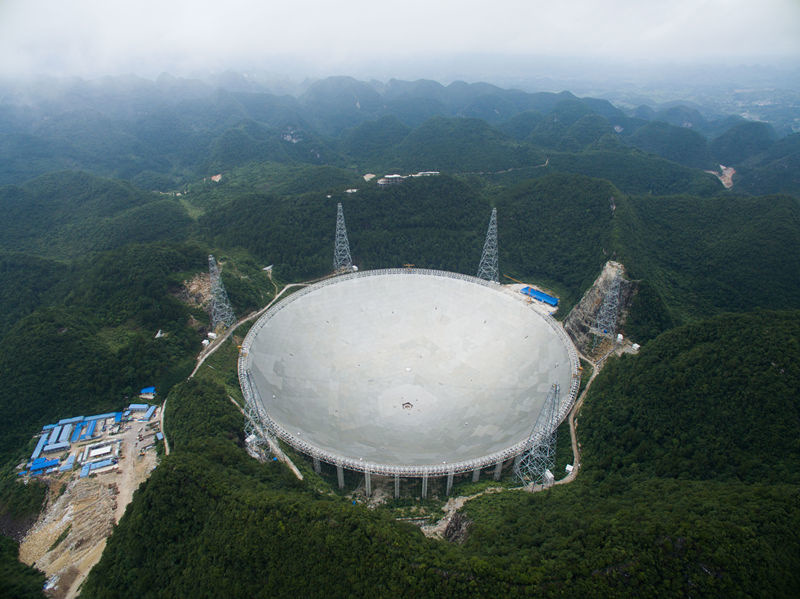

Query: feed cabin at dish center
[240,268,580,497]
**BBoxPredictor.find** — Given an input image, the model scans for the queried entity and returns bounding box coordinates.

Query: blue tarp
[143,406,156,420]
[84,412,117,422]
[42,441,70,453]
[114,412,122,423]
[30,458,59,472]
[57,416,84,425]
[58,424,73,444]
[140,386,156,395]
[48,426,62,445]
[80,458,116,478]
[156,432,164,441]
[521,286,559,306]
[71,422,86,443]
[31,435,49,460]
[84,419,97,439]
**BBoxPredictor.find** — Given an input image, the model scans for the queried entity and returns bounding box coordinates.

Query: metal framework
[333,202,353,273]
[513,383,560,487]
[476,208,499,282]
[209,254,236,331]
[591,270,621,349]
[244,391,272,461]
[239,268,581,478]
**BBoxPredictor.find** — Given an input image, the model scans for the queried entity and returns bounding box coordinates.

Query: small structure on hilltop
[564,261,636,358]
[208,254,236,331]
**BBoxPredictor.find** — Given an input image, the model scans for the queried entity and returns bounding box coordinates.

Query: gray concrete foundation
[472,467,481,482]
[422,474,428,498]
[337,464,344,489]
[494,460,504,480]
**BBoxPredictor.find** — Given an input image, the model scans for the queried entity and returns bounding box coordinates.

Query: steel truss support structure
[513,383,560,487]
[244,397,272,462]
[208,254,236,331]
[333,203,353,273]
[591,271,621,349]
[476,208,499,282]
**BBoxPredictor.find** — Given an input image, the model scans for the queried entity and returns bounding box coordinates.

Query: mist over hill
[2,73,798,195]
[0,70,798,597]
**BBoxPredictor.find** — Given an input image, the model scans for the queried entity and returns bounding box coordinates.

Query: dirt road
[421,351,604,537]
[20,419,158,599]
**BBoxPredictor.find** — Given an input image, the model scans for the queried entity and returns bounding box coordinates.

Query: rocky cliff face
[565,261,636,357]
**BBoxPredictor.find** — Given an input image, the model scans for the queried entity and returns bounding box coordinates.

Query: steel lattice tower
[333,202,353,273]
[476,207,499,282]
[208,254,236,331]
[591,271,621,349]
[514,383,560,487]
[243,373,273,461]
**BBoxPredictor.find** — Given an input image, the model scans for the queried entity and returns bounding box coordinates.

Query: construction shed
[31,435,49,460]
[521,286,559,306]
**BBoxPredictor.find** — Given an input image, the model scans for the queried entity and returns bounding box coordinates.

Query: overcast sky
[1,0,799,81]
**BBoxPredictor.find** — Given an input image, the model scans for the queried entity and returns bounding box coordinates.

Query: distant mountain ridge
[0,73,798,194]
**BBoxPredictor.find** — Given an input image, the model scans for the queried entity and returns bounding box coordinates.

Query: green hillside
[614,193,800,323]
[79,310,800,597]
[0,171,192,258]
[0,73,798,597]
[628,120,711,169]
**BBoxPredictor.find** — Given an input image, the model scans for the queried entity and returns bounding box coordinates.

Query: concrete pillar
[365,471,371,497]
[313,457,321,474]
[337,464,344,489]
[493,459,504,481]
[394,474,400,499]
[446,471,454,495]
[472,467,481,482]
[421,474,428,499]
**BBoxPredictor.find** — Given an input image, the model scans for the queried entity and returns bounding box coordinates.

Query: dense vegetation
[0,73,798,596]
[81,311,800,596]
[82,380,498,598]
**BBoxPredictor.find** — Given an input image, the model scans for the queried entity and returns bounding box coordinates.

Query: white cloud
[0,0,797,78]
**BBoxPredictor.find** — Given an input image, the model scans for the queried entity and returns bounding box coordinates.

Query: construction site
[16,396,163,598]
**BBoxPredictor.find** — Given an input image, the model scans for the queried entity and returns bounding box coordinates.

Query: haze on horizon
[1,0,799,87]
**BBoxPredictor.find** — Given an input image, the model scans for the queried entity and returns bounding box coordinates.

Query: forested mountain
[0,72,798,597]
[76,311,800,597]
[2,74,797,192]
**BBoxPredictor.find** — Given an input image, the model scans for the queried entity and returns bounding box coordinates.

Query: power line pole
[514,383,560,487]
[208,254,236,331]
[243,372,273,462]
[591,271,621,350]
[333,202,353,273]
[477,207,499,282]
